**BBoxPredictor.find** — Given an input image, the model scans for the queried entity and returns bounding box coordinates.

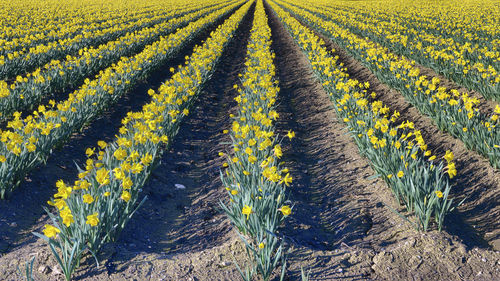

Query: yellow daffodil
[43,224,60,238]
[86,213,99,227]
[242,205,252,220]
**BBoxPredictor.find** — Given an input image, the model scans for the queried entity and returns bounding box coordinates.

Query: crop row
[291,0,500,101]
[0,3,234,120]
[37,1,253,280]
[0,3,181,55]
[0,0,232,121]
[0,2,207,80]
[0,0,178,42]
[270,0,457,231]
[275,0,500,169]
[220,1,290,280]
[0,0,243,199]
[318,0,498,48]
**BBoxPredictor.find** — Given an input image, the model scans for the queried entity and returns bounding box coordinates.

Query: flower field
[0,0,499,280]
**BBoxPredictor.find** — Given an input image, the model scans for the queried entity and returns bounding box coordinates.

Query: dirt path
[0,7,247,280]
[265,1,500,280]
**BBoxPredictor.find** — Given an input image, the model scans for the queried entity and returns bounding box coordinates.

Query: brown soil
[0,1,499,281]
